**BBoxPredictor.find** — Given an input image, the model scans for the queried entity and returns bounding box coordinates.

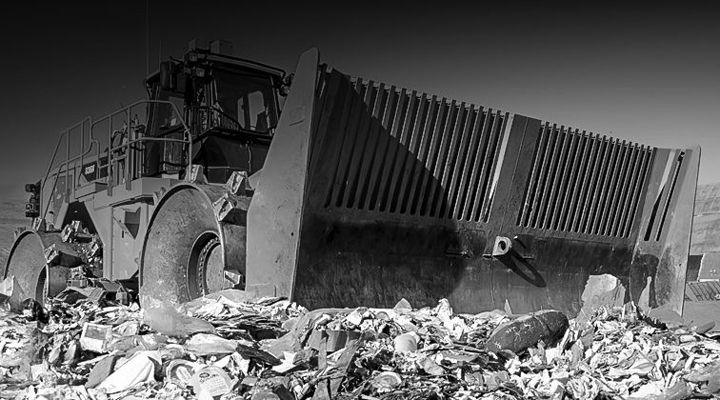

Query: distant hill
[0,197,29,268]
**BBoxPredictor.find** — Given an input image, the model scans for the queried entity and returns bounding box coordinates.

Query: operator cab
[143,40,287,183]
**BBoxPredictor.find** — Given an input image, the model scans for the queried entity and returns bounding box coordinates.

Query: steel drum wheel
[189,232,227,297]
[4,231,58,304]
[141,184,239,305]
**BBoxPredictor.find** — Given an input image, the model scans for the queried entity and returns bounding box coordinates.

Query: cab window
[214,69,278,134]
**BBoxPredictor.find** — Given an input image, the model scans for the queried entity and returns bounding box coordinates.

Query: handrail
[40,117,94,223]
[92,99,191,193]
[40,138,100,222]
[40,99,192,223]
[108,136,190,151]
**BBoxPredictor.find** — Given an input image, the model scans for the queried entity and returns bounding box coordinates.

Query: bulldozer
[3,40,700,321]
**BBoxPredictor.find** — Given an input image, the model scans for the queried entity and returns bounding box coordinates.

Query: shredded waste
[1,282,720,400]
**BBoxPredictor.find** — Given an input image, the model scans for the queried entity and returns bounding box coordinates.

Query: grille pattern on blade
[517,125,654,237]
[322,75,508,222]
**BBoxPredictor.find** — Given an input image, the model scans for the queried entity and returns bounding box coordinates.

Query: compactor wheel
[140,184,242,305]
[4,231,63,303]
[189,232,225,296]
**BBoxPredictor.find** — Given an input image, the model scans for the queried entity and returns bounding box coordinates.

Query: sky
[0,1,718,201]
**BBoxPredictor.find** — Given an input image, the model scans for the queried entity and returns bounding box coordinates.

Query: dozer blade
[4,230,70,302]
[247,48,699,318]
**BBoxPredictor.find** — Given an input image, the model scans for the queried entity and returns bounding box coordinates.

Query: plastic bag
[184,333,238,356]
[142,297,215,337]
[0,276,26,313]
[96,351,161,393]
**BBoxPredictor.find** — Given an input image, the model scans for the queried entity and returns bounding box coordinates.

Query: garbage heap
[1,289,720,400]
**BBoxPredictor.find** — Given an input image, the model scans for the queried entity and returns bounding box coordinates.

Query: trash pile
[1,285,720,400]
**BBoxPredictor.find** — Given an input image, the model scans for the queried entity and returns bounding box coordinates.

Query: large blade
[246,56,700,317]
[246,48,320,299]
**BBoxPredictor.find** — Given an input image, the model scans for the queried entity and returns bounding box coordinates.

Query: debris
[393,298,412,313]
[3,288,720,400]
[30,362,52,381]
[485,309,569,353]
[166,359,201,386]
[63,339,80,365]
[96,351,161,393]
[115,285,129,305]
[371,371,402,391]
[79,323,113,353]
[44,243,83,266]
[271,352,301,373]
[628,380,692,400]
[192,366,233,399]
[0,276,26,312]
[142,297,215,337]
[250,377,294,400]
[236,342,281,366]
[86,354,120,388]
[313,339,361,400]
[420,356,444,375]
[308,328,360,353]
[579,274,626,322]
[393,332,418,353]
[184,333,239,356]
[61,220,86,242]
[21,298,48,323]
[56,286,106,304]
